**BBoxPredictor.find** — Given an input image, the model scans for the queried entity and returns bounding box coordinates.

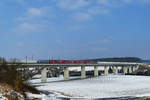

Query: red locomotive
[37,60,94,64]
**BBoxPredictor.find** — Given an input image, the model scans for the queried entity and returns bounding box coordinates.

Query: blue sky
[0,0,150,60]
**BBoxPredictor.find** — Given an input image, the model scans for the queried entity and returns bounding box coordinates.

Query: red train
[37,60,94,64]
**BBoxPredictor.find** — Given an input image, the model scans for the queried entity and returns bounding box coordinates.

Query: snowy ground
[31,75,81,84]
[30,75,150,99]
[0,94,7,100]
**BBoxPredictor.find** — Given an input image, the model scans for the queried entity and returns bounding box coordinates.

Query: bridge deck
[3,62,143,67]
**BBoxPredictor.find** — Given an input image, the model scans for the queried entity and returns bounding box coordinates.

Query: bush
[0,63,22,89]
[0,61,40,98]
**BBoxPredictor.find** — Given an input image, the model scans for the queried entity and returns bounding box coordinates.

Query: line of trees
[90,57,142,62]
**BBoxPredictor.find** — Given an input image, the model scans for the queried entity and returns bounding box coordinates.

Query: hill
[141,60,150,64]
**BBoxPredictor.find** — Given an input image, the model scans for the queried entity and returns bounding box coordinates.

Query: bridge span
[4,62,148,83]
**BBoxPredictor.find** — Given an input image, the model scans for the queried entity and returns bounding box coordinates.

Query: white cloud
[16,7,52,22]
[72,12,92,22]
[88,7,110,15]
[15,0,24,3]
[56,0,89,10]
[97,0,150,6]
[28,8,43,16]
[98,0,109,5]
[97,0,131,7]
[13,23,45,34]
[14,0,150,33]
[19,23,37,31]
[27,7,52,17]
[14,6,53,34]
[15,0,128,25]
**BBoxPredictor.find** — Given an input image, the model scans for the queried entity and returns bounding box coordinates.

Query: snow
[0,93,7,100]
[0,84,24,100]
[26,92,63,100]
[32,74,41,79]
[30,75,150,99]
[69,67,96,71]
[30,75,81,84]
[69,66,122,71]
[26,92,44,99]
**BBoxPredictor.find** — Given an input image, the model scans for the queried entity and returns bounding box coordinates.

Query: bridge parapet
[3,62,146,68]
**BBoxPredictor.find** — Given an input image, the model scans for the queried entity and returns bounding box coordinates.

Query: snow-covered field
[30,75,150,99]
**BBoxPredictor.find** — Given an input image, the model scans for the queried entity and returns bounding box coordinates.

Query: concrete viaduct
[5,62,148,83]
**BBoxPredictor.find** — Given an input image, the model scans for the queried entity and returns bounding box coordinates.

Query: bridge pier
[132,66,136,72]
[104,66,109,75]
[64,67,69,80]
[113,66,118,75]
[81,66,86,79]
[123,66,128,74]
[94,66,99,77]
[135,65,139,70]
[47,70,52,78]
[129,66,132,74]
[131,66,134,72]
[41,68,47,83]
